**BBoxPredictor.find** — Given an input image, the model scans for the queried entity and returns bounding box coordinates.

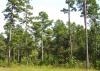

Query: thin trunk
[8,27,11,65]
[68,3,72,59]
[25,25,29,64]
[84,0,89,69]
[8,46,11,65]
[18,47,21,63]
[41,36,44,61]
[8,4,14,65]
[94,19,97,66]
[25,2,29,64]
[41,26,44,62]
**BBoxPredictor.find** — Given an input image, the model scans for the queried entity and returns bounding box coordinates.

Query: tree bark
[18,47,21,63]
[8,46,11,65]
[84,0,89,69]
[68,2,72,59]
[8,27,12,65]
[41,28,44,62]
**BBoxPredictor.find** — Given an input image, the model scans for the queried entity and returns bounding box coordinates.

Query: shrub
[96,60,100,69]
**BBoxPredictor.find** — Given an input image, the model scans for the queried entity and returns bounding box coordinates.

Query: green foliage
[66,57,77,68]
[0,0,100,69]
[0,34,6,61]
[96,60,100,69]
[76,0,99,19]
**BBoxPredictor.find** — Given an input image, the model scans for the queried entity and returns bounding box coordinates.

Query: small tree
[32,11,53,62]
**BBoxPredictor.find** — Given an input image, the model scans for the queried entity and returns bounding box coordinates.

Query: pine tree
[21,0,33,64]
[61,0,76,61]
[3,0,23,65]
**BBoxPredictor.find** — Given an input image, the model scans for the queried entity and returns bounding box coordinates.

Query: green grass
[0,65,98,71]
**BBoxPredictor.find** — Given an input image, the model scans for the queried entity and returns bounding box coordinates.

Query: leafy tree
[52,20,69,64]
[32,11,53,62]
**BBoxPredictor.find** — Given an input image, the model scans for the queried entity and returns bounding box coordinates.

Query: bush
[66,57,77,68]
[96,60,100,69]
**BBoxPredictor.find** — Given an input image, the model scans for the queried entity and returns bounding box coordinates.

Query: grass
[0,65,98,71]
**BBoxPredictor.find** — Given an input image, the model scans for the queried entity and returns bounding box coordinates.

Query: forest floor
[0,65,98,71]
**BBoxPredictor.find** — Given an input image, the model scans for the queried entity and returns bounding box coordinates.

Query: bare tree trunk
[18,47,21,63]
[8,46,11,65]
[84,0,89,69]
[26,28,29,65]
[8,28,11,65]
[41,28,44,62]
[93,19,97,66]
[41,37,44,61]
[25,22,29,65]
[68,2,72,59]
[24,4,29,64]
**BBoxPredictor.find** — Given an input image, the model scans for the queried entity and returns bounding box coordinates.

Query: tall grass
[0,65,98,71]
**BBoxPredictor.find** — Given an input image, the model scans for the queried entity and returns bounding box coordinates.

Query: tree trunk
[84,0,89,69]
[18,47,21,63]
[8,27,12,65]
[8,47,11,65]
[41,32,44,62]
[93,19,97,66]
[68,2,72,59]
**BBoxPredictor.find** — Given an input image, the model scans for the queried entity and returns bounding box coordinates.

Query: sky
[0,0,7,33]
[32,0,84,24]
[0,0,100,33]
